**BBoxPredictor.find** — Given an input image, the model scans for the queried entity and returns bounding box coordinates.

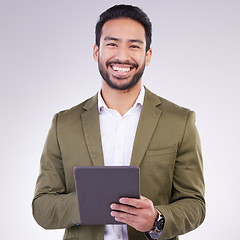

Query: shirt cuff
[147,231,162,239]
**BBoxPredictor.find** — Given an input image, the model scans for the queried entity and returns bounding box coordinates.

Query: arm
[32,114,79,229]
[155,111,205,239]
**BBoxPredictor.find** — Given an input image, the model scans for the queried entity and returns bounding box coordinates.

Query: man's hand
[110,195,158,232]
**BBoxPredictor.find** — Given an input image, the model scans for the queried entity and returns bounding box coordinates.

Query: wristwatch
[150,212,165,233]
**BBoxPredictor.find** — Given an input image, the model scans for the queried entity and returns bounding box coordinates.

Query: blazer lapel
[81,93,104,166]
[130,88,162,166]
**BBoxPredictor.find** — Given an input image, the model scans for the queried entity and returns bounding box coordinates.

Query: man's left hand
[110,195,158,232]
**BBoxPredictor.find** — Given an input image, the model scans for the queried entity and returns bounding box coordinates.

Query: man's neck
[101,80,142,116]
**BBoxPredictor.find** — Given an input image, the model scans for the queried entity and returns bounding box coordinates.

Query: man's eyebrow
[129,39,144,44]
[103,37,144,45]
[104,37,120,41]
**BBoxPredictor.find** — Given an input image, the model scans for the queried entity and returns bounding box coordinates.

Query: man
[32,5,205,240]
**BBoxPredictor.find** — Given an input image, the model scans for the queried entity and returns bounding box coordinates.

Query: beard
[98,59,146,91]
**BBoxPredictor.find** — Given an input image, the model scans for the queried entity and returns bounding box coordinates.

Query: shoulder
[144,87,192,118]
[53,93,98,123]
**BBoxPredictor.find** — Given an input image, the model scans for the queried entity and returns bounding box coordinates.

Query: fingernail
[111,211,116,216]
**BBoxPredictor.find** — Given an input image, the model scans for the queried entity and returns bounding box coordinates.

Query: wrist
[150,209,165,234]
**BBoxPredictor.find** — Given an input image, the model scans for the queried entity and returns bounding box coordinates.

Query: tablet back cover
[74,166,140,225]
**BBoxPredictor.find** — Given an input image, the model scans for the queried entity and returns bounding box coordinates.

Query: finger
[112,212,150,232]
[119,196,150,209]
[110,203,138,215]
[119,198,143,208]
[111,210,138,223]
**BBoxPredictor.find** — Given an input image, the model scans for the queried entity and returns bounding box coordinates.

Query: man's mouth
[106,61,138,76]
[112,66,131,73]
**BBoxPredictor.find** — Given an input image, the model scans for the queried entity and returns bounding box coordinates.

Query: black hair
[95,4,152,51]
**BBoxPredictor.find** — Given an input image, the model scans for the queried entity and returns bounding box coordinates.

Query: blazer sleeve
[32,113,80,229]
[154,111,205,240]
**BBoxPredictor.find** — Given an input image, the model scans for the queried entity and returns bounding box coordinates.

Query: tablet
[74,166,140,225]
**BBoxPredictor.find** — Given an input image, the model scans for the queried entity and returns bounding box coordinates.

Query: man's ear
[93,44,99,61]
[145,48,152,66]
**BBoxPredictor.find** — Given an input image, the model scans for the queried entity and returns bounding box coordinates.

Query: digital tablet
[74,166,140,225]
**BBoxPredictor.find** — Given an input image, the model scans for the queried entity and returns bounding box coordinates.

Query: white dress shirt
[98,87,145,240]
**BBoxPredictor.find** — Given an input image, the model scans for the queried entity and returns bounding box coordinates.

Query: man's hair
[95,4,152,51]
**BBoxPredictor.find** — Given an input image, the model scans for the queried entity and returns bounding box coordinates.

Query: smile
[112,66,131,73]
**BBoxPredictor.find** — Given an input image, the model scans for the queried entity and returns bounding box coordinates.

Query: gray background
[1,0,239,239]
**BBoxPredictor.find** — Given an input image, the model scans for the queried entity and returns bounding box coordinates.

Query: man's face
[93,18,152,90]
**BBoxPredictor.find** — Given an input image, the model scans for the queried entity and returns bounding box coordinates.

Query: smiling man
[95,18,151,92]
[32,5,205,240]
[93,17,152,116]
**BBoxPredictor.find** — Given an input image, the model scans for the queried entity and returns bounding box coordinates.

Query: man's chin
[105,78,139,91]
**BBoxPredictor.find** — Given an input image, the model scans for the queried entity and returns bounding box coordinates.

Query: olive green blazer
[32,87,205,240]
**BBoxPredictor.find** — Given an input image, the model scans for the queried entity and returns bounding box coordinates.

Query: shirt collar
[98,86,145,113]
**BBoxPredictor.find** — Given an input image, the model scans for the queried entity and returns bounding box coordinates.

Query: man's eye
[130,45,140,49]
[107,43,117,47]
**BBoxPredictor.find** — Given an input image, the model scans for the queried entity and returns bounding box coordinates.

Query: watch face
[156,217,165,231]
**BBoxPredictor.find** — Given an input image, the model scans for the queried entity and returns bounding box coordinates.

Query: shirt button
[117,233,121,239]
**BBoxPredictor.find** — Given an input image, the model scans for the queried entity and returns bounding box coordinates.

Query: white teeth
[112,66,131,72]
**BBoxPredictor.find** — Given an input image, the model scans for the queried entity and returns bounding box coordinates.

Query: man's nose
[115,46,131,62]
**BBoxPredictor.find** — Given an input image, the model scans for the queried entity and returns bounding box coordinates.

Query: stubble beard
[98,60,146,91]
